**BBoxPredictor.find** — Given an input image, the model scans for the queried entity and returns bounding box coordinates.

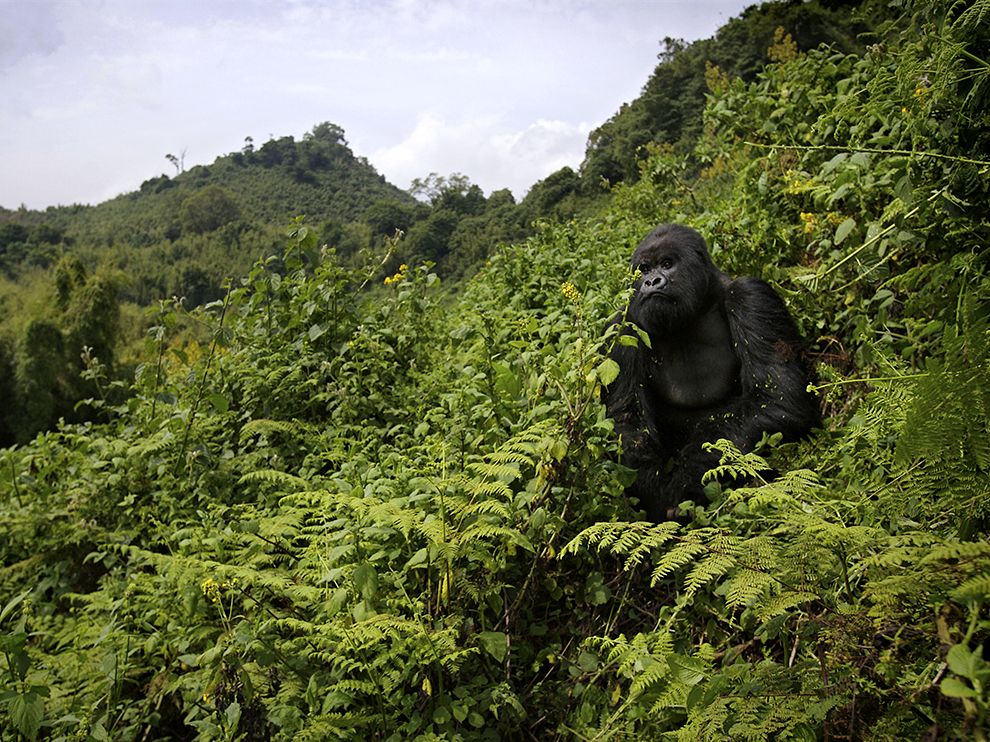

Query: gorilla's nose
[645,272,667,290]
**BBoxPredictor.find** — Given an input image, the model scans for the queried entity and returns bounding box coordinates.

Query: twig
[742,140,990,168]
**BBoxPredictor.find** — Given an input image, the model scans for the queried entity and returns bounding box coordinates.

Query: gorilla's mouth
[645,293,676,303]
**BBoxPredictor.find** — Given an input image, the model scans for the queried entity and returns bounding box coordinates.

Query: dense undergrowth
[2,1,990,739]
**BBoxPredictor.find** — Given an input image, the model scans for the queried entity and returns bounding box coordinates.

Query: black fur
[604,224,819,521]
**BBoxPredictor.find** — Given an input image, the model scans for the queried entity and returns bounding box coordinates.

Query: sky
[0,0,755,210]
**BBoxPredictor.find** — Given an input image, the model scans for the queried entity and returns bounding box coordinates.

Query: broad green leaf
[667,654,705,686]
[10,689,45,740]
[940,677,977,698]
[207,393,229,413]
[406,548,429,569]
[352,562,378,601]
[598,358,621,387]
[0,590,28,625]
[946,643,978,679]
[834,217,856,244]
[577,650,599,672]
[479,631,508,662]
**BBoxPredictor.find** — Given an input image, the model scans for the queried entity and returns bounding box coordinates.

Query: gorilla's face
[628,224,716,336]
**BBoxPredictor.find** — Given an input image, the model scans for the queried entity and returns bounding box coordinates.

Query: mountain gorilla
[604,224,819,521]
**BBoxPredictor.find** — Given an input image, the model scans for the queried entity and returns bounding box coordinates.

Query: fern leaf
[239,469,308,489]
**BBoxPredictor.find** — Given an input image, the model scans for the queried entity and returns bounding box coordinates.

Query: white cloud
[370,114,591,198]
[0,0,755,209]
[0,0,63,72]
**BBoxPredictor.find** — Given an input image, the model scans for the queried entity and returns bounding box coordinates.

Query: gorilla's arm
[603,325,662,458]
[602,322,676,521]
[718,277,820,446]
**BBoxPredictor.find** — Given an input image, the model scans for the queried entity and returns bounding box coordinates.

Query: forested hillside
[0,126,532,444]
[2,0,989,739]
[0,0,878,448]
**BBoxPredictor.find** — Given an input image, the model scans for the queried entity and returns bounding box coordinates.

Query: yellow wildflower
[561,281,580,303]
[201,577,221,604]
[384,265,407,285]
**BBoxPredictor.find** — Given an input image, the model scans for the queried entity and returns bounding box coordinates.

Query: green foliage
[179,185,241,235]
[580,0,879,189]
[2,1,990,739]
[0,256,123,443]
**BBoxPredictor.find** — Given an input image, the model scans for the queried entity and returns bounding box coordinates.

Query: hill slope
[1,0,989,738]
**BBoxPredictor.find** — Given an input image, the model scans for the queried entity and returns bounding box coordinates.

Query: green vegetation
[2,0,990,738]
[0,129,533,444]
[580,0,880,188]
[0,0,883,446]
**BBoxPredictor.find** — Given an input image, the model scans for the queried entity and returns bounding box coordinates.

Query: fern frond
[466,461,523,482]
[951,574,990,603]
[126,430,174,457]
[461,478,513,500]
[684,552,737,597]
[455,524,519,544]
[294,714,375,742]
[241,418,305,437]
[239,469,308,489]
[702,438,771,482]
[628,658,671,699]
[756,590,819,622]
[562,521,678,566]
[721,570,776,610]
[920,540,990,564]
[623,525,681,569]
[651,542,707,585]
[954,0,990,31]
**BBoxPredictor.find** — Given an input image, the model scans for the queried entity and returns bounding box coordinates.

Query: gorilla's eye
[659,257,674,269]
[636,263,651,274]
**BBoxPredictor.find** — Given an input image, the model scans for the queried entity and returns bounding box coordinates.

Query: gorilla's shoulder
[724,276,801,340]
[725,276,787,311]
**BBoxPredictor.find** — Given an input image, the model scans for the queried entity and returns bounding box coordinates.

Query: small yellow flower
[384,266,407,285]
[201,577,221,604]
[799,212,817,234]
[561,281,580,303]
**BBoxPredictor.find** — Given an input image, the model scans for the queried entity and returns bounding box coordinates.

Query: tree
[522,166,582,218]
[403,208,459,263]
[54,254,87,311]
[409,172,474,205]
[64,272,120,371]
[13,320,65,441]
[305,121,348,146]
[0,223,28,253]
[165,148,186,174]
[178,185,241,235]
[0,336,16,445]
[364,199,421,239]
